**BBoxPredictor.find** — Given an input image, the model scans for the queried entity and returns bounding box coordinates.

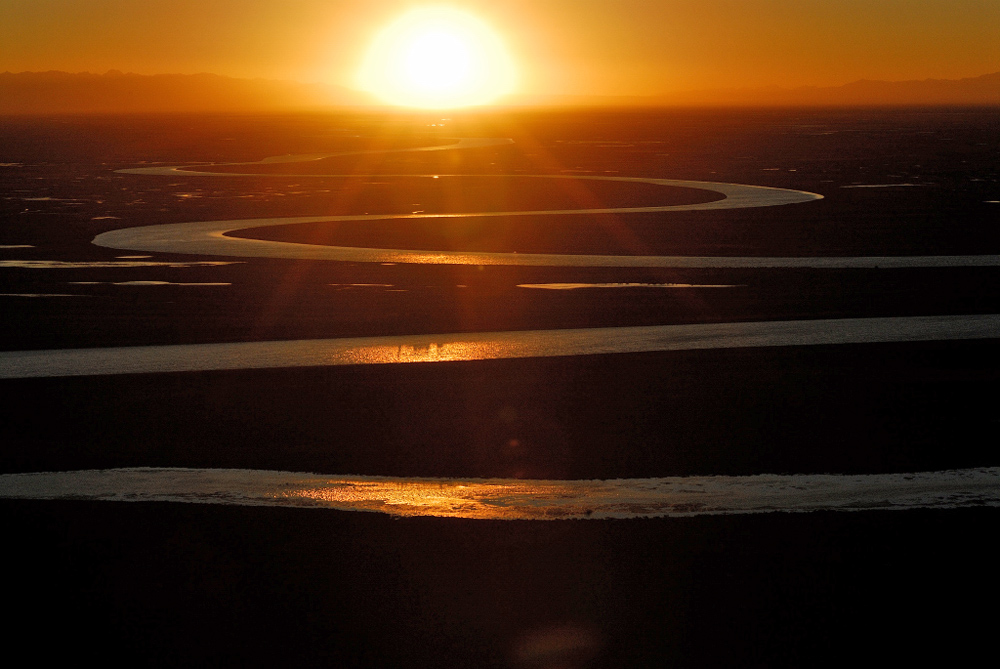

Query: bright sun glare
[358,7,516,109]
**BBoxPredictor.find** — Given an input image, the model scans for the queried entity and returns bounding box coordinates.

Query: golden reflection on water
[334,338,522,366]
[277,468,1000,519]
[6,316,1000,380]
[290,478,604,519]
[2,468,998,518]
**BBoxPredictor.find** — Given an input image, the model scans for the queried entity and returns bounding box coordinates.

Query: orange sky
[3,0,998,95]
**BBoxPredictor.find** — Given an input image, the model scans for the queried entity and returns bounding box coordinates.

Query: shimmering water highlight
[2,467,996,519]
[3,314,998,379]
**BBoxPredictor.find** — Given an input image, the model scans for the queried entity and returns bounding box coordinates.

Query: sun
[358,7,516,109]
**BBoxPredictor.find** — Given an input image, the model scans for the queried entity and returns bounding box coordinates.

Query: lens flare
[358,7,516,108]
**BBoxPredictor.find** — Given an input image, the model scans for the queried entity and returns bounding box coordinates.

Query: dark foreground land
[2,107,999,667]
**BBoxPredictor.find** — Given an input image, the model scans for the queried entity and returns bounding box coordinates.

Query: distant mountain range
[0,71,376,114]
[514,72,1000,107]
[676,71,1000,106]
[2,70,998,113]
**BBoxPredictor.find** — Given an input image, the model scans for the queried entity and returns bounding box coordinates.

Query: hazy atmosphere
[4,0,999,97]
[3,2,999,667]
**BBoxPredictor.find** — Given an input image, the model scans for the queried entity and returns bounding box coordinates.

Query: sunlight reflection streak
[3,315,999,379]
[2,467,997,519]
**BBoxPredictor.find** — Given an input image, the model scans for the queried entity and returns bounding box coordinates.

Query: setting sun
[357,7,516,109]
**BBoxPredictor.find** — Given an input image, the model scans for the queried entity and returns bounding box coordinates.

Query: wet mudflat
[2,107,999,667]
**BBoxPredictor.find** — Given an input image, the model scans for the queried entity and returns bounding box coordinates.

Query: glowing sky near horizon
[357,7,515,107]
[2,0,998,97]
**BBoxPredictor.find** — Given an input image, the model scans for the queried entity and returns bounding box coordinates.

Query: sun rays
[357,7,516,108]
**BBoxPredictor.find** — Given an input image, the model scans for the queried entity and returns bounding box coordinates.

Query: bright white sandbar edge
[92,180,1000,268]
[94,174,829,267]
[1,467,997,519]
[2,314,999,379]
[105,138,998,267]
[103,138,833,267]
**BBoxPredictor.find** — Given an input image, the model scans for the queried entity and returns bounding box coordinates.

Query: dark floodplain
[2,107,999,666]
